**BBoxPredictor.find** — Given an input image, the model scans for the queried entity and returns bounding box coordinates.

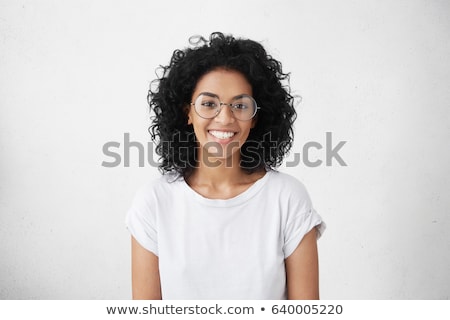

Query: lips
[208,130,236,139]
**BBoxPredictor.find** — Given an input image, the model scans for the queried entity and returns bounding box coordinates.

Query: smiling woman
[125,32,325,300]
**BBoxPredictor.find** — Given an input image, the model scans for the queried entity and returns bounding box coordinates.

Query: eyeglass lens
[194,94,257,120]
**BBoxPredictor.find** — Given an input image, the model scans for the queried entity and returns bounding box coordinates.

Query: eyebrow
[199,92,219,98]
[199,92,250,100]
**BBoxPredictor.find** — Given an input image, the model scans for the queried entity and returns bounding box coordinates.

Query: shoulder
[264,170,314,221]
[126,172,182,227]
[266,170,310,198]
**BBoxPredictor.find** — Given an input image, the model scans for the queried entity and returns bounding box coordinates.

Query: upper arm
[285,227,320,300]
[131,236,162,300]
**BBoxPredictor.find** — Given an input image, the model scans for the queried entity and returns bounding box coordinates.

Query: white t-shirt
[126,170,325,299]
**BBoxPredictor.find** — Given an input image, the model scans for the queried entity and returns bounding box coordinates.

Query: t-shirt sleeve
[283,182,325,259]
[125,184,158,256]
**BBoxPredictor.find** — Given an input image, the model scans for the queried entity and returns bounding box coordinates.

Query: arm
[285,227,320,299]
[131,236,162,299]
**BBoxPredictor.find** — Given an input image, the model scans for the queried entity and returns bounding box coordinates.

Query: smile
[208,130,236,140]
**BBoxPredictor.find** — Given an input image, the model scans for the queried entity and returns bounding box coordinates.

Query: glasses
[191,93,259,121]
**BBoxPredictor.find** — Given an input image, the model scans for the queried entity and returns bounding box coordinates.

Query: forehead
[192,69,252,99]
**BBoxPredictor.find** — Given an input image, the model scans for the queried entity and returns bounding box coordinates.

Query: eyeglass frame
[190,92,260,121]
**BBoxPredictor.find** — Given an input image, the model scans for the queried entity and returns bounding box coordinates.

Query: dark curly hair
[148,32,297,178]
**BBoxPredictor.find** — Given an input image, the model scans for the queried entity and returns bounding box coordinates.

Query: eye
[232,103,249,110]
[201,100,217,108]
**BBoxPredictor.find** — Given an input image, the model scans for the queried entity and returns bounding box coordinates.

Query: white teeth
[209,130,235,139]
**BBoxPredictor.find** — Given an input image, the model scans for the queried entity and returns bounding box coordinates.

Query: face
[188,68,256,163]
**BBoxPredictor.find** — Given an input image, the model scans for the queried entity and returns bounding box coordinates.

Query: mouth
[208,130,236,140]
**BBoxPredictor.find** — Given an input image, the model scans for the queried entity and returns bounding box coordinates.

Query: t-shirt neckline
[180,170,273,207]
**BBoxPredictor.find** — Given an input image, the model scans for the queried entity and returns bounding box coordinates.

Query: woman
[126,32,325,299]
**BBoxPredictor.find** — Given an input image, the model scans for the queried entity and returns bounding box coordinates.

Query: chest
[156,202,287,298]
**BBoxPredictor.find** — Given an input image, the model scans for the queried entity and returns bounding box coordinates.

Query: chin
[202,144,241,164]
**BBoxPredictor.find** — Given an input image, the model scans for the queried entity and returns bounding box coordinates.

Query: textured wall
[0,0,449,299]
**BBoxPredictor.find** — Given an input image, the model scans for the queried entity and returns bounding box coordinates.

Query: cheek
[243,122,255,135]
[190,118,209,139]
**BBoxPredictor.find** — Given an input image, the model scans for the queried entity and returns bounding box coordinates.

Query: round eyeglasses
[191,93,259,121]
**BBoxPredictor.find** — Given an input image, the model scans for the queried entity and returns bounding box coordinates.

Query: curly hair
[148,32,297,178]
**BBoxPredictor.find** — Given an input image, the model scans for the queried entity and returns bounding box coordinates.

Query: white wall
[1,0,449,299]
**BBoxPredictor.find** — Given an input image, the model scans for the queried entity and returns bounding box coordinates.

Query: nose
[214,103,235,124]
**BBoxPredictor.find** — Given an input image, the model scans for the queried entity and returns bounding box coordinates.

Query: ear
[184,105,192,125]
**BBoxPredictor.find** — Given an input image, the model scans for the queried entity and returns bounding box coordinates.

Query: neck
[185,148,266,199]
[192,149,244,187]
